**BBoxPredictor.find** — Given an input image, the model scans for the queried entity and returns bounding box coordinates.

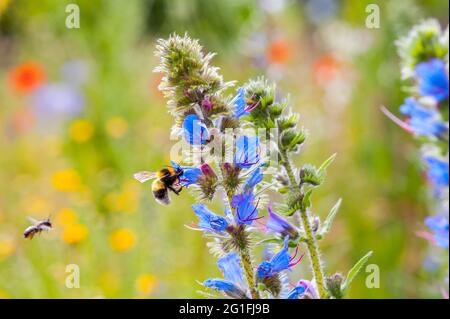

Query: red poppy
[9,62,46,93]
[267,40,291,65]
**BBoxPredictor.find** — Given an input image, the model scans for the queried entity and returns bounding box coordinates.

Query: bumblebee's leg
[168,185,181,195]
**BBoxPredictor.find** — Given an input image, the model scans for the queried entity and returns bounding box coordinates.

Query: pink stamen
[380,106,413,133]
[288,253,305,268]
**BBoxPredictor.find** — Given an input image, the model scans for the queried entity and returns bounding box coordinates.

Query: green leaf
[318,198,342,238]
[318,153,337,174]
[300,189,313,211]
[341,251,373,293]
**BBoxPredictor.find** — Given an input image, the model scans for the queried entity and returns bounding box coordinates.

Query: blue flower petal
[415,59,449,102]
[170,161,201,186]
[233,87,247,118]
[192,204,228,233]
[232,192,259,225]
[234,136,260,169]
[217,252,245,289]
[182,114,210,145]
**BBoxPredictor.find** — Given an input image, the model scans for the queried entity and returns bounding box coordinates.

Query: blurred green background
[0,0,448,298]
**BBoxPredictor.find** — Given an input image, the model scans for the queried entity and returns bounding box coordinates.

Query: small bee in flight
[134,165,184,205]
[23,216,52,240]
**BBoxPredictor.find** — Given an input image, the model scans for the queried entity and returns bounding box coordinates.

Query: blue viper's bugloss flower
[287,284,306,299]
[233,87,247,118]
[415,59,449,102]
[266,205,298,238]
[182,114,210,145]
[232,191,259,225]
[203,279,246,298]
[287,280,318,299]
[191,203,228,233]
[217,252,246,289]
[399,98,447,138]
[203,252,248,298]
[170,161,201,186]
[257,237,302,279]
[234,136,261,168]
[32,83,84,120]
[424,156,449,187]
[425,215,449,248]
[243,166,263,191]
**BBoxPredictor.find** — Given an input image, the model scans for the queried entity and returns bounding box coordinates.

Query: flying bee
[23,216,52,240]
[134,165,184,205]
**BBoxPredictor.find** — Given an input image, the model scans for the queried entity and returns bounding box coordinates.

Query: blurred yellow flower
[69,119,94,143]
[62,223,88,245]
[106,116,128,138]
[109,229,136,252]
[51,169,82,192]
[0,239,16,261]
[135,273,157,296]
[56,208,78,226]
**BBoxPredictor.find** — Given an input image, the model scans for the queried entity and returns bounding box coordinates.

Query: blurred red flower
[267,40,290,65]
[9,62,46,93]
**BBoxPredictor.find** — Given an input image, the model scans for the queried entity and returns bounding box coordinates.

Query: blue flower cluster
[394,23,449,253]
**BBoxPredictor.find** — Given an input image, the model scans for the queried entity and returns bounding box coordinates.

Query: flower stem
[280,149,329,299]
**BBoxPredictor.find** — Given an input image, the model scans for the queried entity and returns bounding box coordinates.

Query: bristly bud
[396,19,449,79]
[258,273,283,297]
[326,273,344,299]
[154,33,234,124]
[299,165,323,186]
[227,224,252,251]
[280,129,306,153]
[196,163,218,201]
[222,162,242,197]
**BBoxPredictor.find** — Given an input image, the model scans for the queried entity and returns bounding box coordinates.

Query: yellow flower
[51,169,82,192]
[0,239,15,261]
[0,0,11,16]
[109,229,136,252]
[69,119,94,143]
[26,196,51,215]
[62,223,88,245]
[135,274,157,296]
[56,208,78,226]
[0,289,10,299]
[106,116,128,138]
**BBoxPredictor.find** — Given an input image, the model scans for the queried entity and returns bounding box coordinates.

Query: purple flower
[234,136,261,169]
[170,161,201,186]
[182,114,209,145]
[425,215,449,248]
[415,59,449,102]
[265,205,298,238]
[257,237,303,279]
[424,156,449,187]
[31,83,84,120]
[287,280,318,299]
[232,192,260,225]
[191,204,228,233]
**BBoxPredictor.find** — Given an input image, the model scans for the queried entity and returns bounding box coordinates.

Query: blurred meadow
[0,0,448,298]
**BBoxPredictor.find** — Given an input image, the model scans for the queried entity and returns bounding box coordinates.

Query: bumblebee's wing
[27,216,39,225]
[134,171,157,183]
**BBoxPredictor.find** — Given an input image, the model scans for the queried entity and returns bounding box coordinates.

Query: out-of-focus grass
[0,0,448,298]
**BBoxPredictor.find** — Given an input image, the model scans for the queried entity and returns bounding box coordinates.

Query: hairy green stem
[280,150,328,299]
[223,189,260,299]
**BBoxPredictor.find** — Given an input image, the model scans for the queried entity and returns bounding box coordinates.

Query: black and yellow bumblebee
[134,166,184,205]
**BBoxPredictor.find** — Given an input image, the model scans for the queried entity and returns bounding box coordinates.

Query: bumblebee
[24,217,52,240]
[134,166,184,205]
